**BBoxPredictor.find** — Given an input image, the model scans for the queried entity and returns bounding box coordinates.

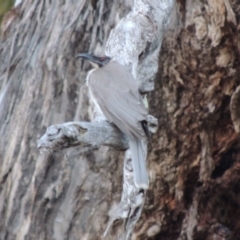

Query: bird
[76,53,149,189]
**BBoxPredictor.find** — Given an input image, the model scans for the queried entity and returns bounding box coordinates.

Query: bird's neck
[86,69,97,86]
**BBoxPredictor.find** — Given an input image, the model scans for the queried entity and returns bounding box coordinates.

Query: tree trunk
[0,0,239,240]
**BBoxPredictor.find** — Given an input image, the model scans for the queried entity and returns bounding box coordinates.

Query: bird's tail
[129,136,149,189]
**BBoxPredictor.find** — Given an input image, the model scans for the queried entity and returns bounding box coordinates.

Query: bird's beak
[75,53,92,61]
[76,53,111,68]
[76,53,100,68]
[76,53,99,64]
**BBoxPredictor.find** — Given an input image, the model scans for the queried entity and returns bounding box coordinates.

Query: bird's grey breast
[86,69,107,121]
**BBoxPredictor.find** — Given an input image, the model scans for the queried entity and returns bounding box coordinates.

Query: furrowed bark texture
[146,0,240,239]
[0,1,240,240]
[0,1,131,240]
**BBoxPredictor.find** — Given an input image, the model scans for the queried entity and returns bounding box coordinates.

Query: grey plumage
[87,60,149,189]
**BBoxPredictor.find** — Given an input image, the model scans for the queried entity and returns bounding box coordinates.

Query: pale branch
[104,0,175,239]
[37,121,128,151]
[37,115,158,151]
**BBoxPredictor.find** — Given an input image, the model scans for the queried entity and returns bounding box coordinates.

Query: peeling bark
[147,0,240,239]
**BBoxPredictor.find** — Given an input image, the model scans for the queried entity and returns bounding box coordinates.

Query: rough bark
[147,0,240,239]
[0,1,131,239]
[0,0,239,240]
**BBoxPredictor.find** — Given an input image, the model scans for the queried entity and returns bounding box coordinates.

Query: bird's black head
[76,53,111,68]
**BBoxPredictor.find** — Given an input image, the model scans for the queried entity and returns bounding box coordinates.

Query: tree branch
[37,121,128,151]
[37,115,158,151]
[104,0,175,238]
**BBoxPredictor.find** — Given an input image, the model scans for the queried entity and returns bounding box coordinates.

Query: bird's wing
[88,61,148,139]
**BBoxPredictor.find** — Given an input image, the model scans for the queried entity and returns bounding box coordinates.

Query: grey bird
[76,53,149,189]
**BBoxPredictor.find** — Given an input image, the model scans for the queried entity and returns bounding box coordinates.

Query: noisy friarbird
[76,53,149,189]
